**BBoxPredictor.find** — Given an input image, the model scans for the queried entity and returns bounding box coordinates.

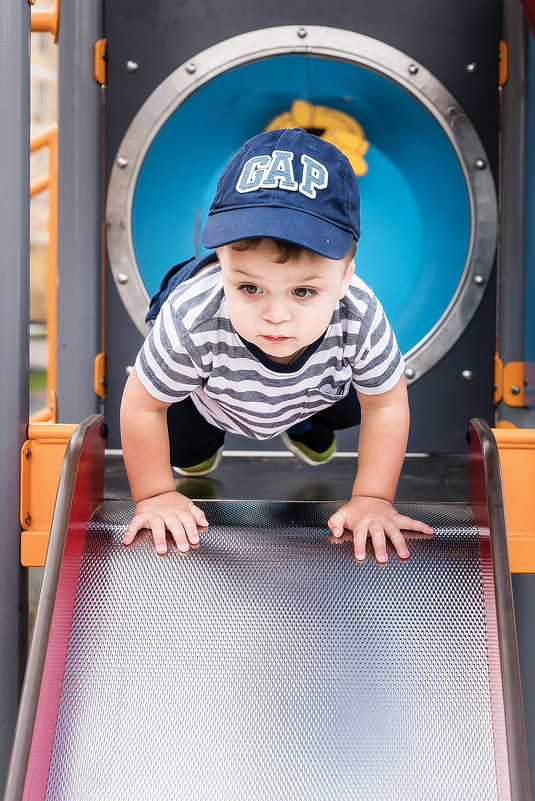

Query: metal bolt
[404,367,416,380]
[117,272,129,284]
[445,105,460,121]
[475,159,487,170]
[297,27,308,38]
[25,448,31,459]
[409,64,419,75]
[117,156,128,169]
[466,62,477,74]
[126,60,139,73]
[25,514,31,525]
[511,385,520,396]
[462,370,474,382]
[125,365,133,376]
[185,62,197,74]
[473,275,485,287]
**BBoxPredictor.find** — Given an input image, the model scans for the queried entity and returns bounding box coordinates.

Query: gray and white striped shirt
[136,263,404,440]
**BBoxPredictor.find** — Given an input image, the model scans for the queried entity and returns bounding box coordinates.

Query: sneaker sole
[280,432,336,466]
[172,447,224,477]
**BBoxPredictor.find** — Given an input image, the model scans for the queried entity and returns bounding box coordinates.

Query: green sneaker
[280,429,337,466]
[173,446,223,477]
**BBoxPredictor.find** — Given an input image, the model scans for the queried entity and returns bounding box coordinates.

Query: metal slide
[4,417,531,800]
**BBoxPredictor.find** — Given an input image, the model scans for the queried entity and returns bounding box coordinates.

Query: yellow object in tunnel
[266,100,369,176]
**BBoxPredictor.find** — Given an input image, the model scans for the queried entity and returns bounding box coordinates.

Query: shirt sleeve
[349,288,405,395]
[135,296,203,403]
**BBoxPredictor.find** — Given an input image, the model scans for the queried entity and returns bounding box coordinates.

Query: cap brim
[201,206,354,260]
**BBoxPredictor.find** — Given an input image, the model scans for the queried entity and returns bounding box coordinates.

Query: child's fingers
[188,503,209,529]
[165,518,193,553]
[123,514,149,545]
[124,513,170,555]
[144,510,201,555]
[384,521,410,559]
[327,510,347,538]
[150,515,168,555]
[369,527,388,563]
[124,498,207,555]
[352,528,368,561]
[166,510,201,553]
[396,514,434,535]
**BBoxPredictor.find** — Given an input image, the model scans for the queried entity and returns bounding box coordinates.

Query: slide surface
[42,500,506,800]
[4,417,531,800]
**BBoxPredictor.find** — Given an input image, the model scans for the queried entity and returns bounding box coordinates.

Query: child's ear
[339,259,354,298]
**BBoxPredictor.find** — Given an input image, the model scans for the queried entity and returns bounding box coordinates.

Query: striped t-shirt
[136,263,404,441]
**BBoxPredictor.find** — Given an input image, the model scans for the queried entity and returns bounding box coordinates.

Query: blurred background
[29,0,57,415]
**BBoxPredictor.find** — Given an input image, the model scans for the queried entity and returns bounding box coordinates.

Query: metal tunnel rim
[105,25,497,382]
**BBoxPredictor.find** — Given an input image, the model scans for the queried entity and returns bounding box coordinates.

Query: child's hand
[328,496,434,563]
[123,491,208,555]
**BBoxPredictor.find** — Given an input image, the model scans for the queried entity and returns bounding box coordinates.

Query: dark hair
[229,238,356,264]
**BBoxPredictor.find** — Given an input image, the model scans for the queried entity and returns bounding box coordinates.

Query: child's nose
[262,297,291,324]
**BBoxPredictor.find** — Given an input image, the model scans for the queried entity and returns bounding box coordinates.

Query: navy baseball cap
[201,128,361,259]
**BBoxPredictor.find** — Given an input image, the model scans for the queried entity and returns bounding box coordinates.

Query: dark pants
[167,388,361,468]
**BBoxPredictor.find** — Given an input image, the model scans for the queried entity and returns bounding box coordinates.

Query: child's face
[218,240,354,364]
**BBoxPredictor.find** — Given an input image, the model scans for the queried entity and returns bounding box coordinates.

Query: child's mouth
[262,335,290,342]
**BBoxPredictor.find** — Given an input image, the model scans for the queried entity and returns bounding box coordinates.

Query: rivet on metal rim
[473,275,485,287]
[297,28,307,38]
[408,64,419,75]
[405,367,416,379]
[185,62,197,74]
[475,159,487,170]
[117,273,129,284]
[117,156,129,169]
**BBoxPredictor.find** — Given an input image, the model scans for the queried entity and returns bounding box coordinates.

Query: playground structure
[2,0,535,797]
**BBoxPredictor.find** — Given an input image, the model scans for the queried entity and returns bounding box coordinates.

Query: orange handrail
[30,122,58,423]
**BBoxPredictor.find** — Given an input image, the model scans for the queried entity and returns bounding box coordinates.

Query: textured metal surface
[45,500,500,800]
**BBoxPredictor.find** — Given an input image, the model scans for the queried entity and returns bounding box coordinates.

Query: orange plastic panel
[495,419,517,429]
[503,361,525,407]
[493,428,535,572]
[20,423,77,566]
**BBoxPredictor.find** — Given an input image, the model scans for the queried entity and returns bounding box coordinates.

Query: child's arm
[120,368,208,554]
[328,376,434,562]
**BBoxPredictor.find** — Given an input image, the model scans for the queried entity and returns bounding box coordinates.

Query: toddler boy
[121,128,433,561]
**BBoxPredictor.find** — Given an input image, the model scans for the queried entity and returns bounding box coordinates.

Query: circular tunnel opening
[107,27,496,381]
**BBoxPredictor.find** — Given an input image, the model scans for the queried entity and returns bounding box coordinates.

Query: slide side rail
[469,418,531,801]
[4,415,106,801]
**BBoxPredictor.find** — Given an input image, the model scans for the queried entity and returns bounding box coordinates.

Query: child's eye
[293,287,317,298]
[240,284,261,295]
